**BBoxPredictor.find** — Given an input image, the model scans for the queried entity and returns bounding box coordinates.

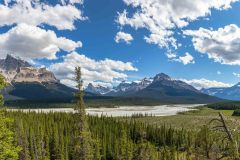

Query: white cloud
[49,52,138,87]
[217,71,222,75]
[0,23,82,60]
[184,24,240,65]
[60,0,84,5]
[117,0,238,50]
[233,72,240,78]
[166,52,177,59]
[115,31,133,44]
[174,52,195,65]
[0,0,86,30]
[181,78,232,89]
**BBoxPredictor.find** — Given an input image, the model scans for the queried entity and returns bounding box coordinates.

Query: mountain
[201,83,240,100]
[0,55,75,101]
[87,73,221,104]
[105,78,153,96]
[0,55,58,83]
[0,54,31,71]
[131,73,221,103]
[85,83,111,95]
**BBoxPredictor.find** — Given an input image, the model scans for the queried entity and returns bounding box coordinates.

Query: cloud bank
[0,0,86,30]
[0,23,82,60]
[181,78,232,89]
[184,24,240,65]
[49,52,138,87]
[117,0,238,50]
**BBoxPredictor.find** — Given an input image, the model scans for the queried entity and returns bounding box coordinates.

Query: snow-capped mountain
[86,77,153,96]
[86,73,220,103]
[85,83,111,95]
[201,83,240,100]
[114,78,153,93]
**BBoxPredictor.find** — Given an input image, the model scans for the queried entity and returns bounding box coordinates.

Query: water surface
[9,104,203,117]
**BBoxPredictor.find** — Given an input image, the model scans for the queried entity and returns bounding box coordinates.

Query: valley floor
[119,107,240,130]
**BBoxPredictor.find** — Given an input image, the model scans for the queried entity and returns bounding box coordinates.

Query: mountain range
[86,73,221,103]
[201,83,240,100]
[0,54,225,104]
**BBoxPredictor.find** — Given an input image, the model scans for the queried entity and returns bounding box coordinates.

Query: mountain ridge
[86,73,222,103]
[201,83,240,100]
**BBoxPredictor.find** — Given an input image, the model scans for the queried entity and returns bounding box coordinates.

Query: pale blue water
[9,104,203,117]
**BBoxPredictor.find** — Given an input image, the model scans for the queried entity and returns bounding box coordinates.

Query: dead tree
[209,112,239,160]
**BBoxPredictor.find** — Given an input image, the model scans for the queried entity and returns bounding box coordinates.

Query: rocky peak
[1,54,32,71]
[0,55,58,83]
[233,82,240,88]
[153,73,171,81]
[85,83,111,95]
[13,67,58,83]
[140,77,153,84]
[115,81,132,92]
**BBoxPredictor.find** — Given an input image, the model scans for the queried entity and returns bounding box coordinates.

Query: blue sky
[1,0,240,88]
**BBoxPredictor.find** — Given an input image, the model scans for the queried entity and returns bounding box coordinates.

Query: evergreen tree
[73,66,93,160]
[0,75,21,159]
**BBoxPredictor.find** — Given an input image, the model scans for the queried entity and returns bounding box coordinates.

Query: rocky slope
[0,54,58,83]
[0,55,73,101]
[85,83,111,95]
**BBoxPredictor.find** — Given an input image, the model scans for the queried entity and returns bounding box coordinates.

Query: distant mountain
[87,73,221,104]
[85,83,111,95]
[201,83,240,100]
[105,78,153,96]
[131,73,220,103]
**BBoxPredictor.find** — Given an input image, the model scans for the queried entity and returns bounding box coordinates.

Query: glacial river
[8,104,203,117]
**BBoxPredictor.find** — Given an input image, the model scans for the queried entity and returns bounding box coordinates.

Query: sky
[1,0,240,89]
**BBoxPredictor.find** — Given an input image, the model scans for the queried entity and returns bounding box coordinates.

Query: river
[8,104,203,117]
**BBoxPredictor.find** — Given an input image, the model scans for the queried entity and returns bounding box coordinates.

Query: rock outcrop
[0,55,58,83]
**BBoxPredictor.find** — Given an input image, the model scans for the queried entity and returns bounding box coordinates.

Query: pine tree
[0,74,21,159]
[73,66,93,160]
[0,74,6,107]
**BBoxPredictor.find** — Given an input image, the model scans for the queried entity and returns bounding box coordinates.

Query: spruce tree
[0,74,21,159]
[73,66,93,160]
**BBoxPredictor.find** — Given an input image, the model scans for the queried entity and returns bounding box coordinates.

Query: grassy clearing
[119,107,240,131]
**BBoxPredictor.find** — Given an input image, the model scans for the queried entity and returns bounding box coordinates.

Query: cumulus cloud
[181,78,232,89]
[166,52,177,59]
[49,52,138,87]
[0,23,82,60]
[117,0,238,50]
[0,0,86,30]
[115,31,133,44]
[174,52,195,65]
[184,24,240,65]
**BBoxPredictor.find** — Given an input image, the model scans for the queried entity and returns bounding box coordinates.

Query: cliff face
[0,55,58,83]
[13,67,58,83]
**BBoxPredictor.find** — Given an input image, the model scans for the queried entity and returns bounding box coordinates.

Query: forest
[1,67,240,160]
